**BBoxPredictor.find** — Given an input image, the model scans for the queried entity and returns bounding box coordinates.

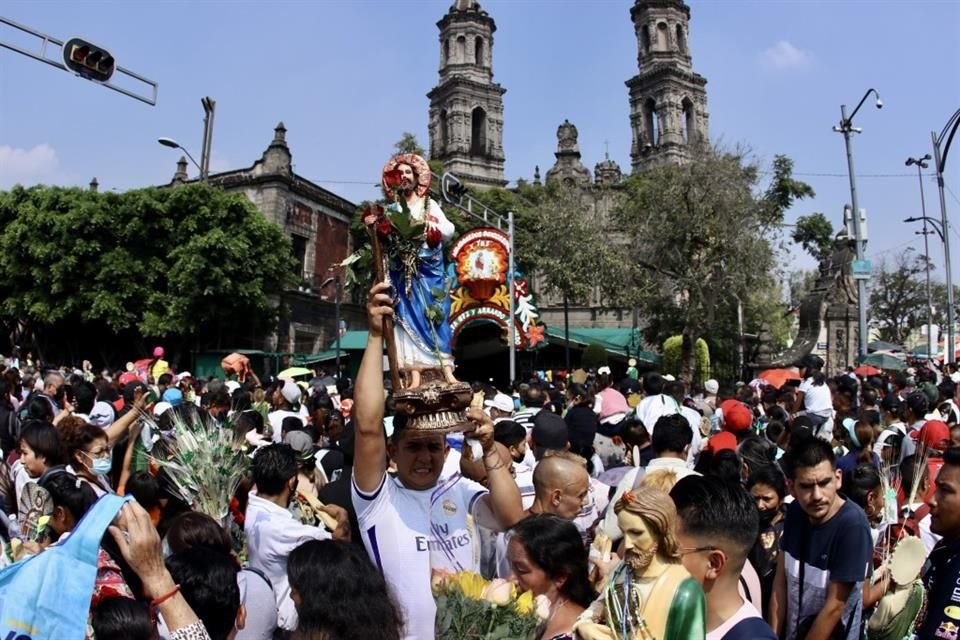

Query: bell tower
[627,0,709,173]
[427,0,507,189]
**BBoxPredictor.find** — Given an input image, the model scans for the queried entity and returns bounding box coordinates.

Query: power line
[866,237,920,261]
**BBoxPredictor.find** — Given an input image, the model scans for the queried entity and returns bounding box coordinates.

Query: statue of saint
[381,154,457,388]
[575,485,706,640]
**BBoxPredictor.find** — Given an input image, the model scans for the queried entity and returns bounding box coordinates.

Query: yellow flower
[454,571,487,600]
[515,590,534,615]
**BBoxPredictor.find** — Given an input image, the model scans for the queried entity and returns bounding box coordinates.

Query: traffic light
[62,37,114,82]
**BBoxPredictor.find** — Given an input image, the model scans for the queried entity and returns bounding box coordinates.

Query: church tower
[626,0,709,173]
[427,0,507,189]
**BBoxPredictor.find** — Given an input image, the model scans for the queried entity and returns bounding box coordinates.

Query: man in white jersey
[352,283,524,640]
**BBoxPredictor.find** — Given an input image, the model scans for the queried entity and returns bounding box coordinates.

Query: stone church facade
[427,0,711,332]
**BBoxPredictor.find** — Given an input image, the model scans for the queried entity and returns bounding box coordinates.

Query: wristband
[150,584,181,610]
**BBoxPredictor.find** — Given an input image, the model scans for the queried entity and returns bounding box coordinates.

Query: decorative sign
[852,259,872,280]
[448,227,546,350]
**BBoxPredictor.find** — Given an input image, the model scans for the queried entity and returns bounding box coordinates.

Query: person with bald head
[529,452,591,520]
[493,451,591,579]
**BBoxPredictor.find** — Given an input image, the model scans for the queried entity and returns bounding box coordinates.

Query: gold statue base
[393,369,473,436]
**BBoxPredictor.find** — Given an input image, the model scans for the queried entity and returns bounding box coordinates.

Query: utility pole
[834,89,883,362]
[200,97,216,180]
[932,108,960,365]
[906,154,934,358]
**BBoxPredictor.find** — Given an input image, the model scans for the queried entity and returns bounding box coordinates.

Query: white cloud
[0,144,69,188]
[760,40,812,70]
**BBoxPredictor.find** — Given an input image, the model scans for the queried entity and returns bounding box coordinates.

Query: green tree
[792,212,834,262]
[0,183,296,361]
[614,150,813,383]
[869,248,930,344]
[394,132,426,157]
[581,343,608,370]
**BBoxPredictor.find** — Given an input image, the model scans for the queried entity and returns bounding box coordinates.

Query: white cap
[663,374,676,382]
[484,392,514,414]
[704,379,719,395]
[153,401,173,418]
[225,380,241,394]
[175,371,193,383]
[281,380,302,405]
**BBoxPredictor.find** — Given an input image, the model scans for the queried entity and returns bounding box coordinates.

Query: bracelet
[483,454,505,471]
[150,584,181,610]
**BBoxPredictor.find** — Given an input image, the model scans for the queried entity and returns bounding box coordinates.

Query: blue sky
[1,0,958,280]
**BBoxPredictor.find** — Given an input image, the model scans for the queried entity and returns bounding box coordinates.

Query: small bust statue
[575,485,706,640]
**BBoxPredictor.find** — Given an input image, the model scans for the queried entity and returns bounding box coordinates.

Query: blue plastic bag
[0,493,130,640]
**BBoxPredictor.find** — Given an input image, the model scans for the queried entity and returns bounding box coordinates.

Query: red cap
[706,431,738,455]
[913,420,951,451]
[720,399,753,432]
[118,371,140,386]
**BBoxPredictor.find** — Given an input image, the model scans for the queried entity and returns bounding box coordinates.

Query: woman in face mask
[59,417,115,496]
[746,464,787,620]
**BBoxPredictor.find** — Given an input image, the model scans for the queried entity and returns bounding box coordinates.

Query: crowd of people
[0,292,958,640]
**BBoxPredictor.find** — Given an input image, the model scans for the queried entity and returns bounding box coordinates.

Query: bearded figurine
[381,154,458,389]
[575,485,706,640]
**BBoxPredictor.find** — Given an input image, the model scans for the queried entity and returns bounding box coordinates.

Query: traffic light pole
[0,16,158,106]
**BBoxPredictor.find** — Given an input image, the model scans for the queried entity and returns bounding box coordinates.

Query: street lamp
[931,108,960,365]
[157,137,202,175]
[905,154,934,359]
[319,275,342,380]
[833,88,883,362]
[157,96,216,181]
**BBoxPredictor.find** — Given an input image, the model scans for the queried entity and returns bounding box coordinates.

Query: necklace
[547,597,567,626]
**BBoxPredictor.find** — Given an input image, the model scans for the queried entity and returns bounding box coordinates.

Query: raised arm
[468,407,524,531]
[353,282,392,494]
[104,387,147,446]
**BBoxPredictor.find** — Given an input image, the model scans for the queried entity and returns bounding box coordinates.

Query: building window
[471,106,487,155]
[440,109,449,149]
[291,234,308,277]
[643,98,659,146]
[676,24,686,53]
[475,36,484,66]
[641,24,651,53]
[682,97,694,144]
[457,35,467,61]
[444,39,451,62]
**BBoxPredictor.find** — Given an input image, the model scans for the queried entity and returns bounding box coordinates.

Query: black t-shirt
[916,537,960,639]
[780,499,872,640]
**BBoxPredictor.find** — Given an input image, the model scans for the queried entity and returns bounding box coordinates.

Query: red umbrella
[853,365,881,377]
[758,368,802,389]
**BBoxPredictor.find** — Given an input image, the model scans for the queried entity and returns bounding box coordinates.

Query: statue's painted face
[620,510,657,555]
[620,509,661,572]
[398,163,417,193]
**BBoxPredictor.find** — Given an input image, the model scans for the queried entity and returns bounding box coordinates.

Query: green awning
[292,350,347,365]
[544,327,659,363]
[330,327,659,363]
[327,331,371,351]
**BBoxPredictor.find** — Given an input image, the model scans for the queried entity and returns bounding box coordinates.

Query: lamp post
[157,137,201,175]
[157,96,216,181]
[931,108,960,365]
[906,154,934,358]
[833,88,883,362]
[319,275,342,380]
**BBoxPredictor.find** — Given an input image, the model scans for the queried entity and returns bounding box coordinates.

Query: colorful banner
[448,227,546,350]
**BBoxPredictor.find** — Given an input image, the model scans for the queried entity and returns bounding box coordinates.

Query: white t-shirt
[268,410,304,443]
[799,378,832,415]
[706,598,767,640]
[352,472,487,640]
[244,493,329,630]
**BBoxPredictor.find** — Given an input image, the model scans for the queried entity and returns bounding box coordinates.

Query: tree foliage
[792,212,834,262]
[869,248,931,344]
[393,132,426,157]
[0,183,296,361]
[614,149,814,383]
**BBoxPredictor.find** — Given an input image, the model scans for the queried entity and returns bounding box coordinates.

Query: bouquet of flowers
[147,410,249,527]
[432,570,550,640]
